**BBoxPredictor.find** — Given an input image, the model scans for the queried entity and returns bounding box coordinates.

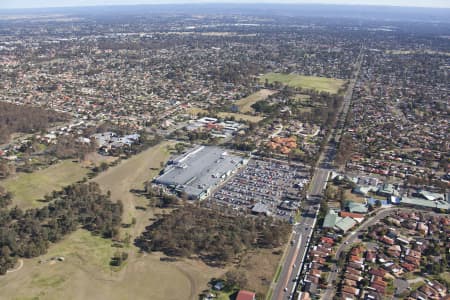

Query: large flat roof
[401,196,450,210]
[155,146,243,198]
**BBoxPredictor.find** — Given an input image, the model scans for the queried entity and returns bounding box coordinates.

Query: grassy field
[81,152,117,168]
[409,280,425,292]
[216,289,239,300]
[0,142,226,300]
[217,112,263,123]
[1,160,89,209]
[294,94,311,103]
[234,248,283,297]
[0,243,221,300]
[186,107,208,115]
[235,89,277,113]
[93,141,173,226]
[344,189,366,203]
[260,73,345,94]
[43,229,116,271]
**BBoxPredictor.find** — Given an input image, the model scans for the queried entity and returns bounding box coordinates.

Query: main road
[270,202,321,300]
[271,46,364,300]
[270,165,330,300]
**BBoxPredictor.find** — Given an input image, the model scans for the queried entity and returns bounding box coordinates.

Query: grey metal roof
[401,196,450,210]
[155,146,243,198]
[347,201,368,214]
[323,210,341,228]
[335,217,357,233]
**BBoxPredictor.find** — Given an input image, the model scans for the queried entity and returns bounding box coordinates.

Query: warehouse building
[155,145,246,200]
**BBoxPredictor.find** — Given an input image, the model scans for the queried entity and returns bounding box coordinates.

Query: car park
[208,159,309,219]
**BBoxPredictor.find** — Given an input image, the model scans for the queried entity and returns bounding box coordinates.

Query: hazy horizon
[1,0,450,9]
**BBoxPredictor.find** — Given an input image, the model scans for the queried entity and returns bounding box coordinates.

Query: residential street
[321,208,449,299]
[322,208,396,299]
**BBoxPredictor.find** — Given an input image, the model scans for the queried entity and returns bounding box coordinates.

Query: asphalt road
[272,47,364,300]
[318,45,364,171]
[271,206,319,300]
[271,169,329,300]
[309,168,330,196]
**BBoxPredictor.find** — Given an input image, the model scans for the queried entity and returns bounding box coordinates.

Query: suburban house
[236,290,256,300]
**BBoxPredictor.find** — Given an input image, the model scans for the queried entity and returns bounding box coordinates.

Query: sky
[1,0,450,9]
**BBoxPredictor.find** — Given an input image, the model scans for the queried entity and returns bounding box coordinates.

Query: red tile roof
[369,268,386,277]
[380,235,394,245]
[372,276,387,287]
[371,283,386,294]
[342,285,359,296]
[236,290,256,300]
[350,255,362,263]
[401,262,416,272]
[340,211,365,219]
[321,237,334,245]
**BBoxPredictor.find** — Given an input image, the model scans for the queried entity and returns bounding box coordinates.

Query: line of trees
[0,186,12,208]
[0,182,122,274]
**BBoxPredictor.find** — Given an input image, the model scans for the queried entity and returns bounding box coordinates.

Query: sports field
[260,73,345,94]
[1,160,88,209]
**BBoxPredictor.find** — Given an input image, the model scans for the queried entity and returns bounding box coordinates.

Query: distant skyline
[1,0,450,9]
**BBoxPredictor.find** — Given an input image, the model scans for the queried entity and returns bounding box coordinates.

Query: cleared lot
[234,89,277,113]
[186,107,208,115]
[232,248,284,297]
